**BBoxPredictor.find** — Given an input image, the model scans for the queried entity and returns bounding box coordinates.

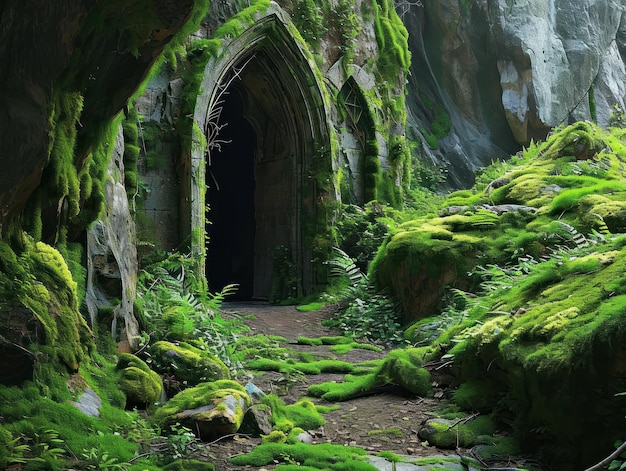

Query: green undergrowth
[137,251,249,373]
[371,122,626,468]
[374,122,626,321]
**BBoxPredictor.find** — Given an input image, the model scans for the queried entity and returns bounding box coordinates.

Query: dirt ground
[194,301,462,470]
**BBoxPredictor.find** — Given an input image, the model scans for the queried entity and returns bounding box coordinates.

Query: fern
[137,252,247,371]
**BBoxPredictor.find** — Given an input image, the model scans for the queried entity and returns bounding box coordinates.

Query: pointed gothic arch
[187,12,332,300]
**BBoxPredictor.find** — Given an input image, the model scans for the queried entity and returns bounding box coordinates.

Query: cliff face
[0,0,196,234]
[405,0,626,187]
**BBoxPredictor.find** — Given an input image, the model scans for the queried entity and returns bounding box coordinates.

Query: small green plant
[323,247,406,346]
[609,103,626,128]
[163,423,200,461]
[81,446,129,470]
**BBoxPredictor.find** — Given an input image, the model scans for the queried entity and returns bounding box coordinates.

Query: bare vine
[203,55,255,165]
[395,0,423,18]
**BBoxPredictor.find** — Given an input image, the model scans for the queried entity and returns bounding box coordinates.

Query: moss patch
[230,442,377,470]
[308,347,432,401]
[116,353,162,407]
[150,341,230,389]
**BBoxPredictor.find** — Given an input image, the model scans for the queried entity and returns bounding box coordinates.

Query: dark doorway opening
[206,86,257,299]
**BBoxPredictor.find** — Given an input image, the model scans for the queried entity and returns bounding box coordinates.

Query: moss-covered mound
[308,347,432,401]
[261,394,326,435]
[0,235,93,384]
[230,441,376,470]
[388,123,626,469]
[373,122,626,323]
[116,353,162,407]
[150,340,230,392]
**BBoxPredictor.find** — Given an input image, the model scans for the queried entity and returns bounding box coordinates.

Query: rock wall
[0,0,197,235]
[404,0,626,187]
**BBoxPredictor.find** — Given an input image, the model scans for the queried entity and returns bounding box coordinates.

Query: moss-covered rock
[373,122,626,323]
[0,236,93,384]
[374,348,433,396]
[153,380,251,441]
[417,416,496,449]
[150,340,230,391]
[116,353,162,408]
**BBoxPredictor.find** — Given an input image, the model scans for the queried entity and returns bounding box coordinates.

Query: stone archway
[190,12,331,300]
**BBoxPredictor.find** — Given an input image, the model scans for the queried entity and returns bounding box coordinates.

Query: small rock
[296,431,313,444]
[72,387,101,417]
[245,382,266,401]
[240,404,272,436]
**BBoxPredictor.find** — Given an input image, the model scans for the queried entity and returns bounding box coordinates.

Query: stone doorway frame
[187,9,332,298]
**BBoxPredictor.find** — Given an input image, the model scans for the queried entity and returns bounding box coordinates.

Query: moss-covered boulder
[116,353,162,408]
[150,340,230,392]
[0,236,93,385]
[417,416,496,449]
[377,123,626,468]
[154,380,251,441]
[373,122,626,323]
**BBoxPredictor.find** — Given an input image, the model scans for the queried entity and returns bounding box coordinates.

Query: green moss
[153,379,250,425]
[247,358,355,376]
[375,348,433,396]
[116,353,162,406]
[0,236,92,374]
[122,106,140,193]
[422,416,496,449]
[296,301,327,312]
[0,379,141,468]
[230,442,376,469]
[150,341,230,387]
[452,379,501,412]
[290,0,325,47]
[308,348,432,401]
[262,394,325,433]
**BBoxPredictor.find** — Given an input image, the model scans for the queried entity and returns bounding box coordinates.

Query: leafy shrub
[137,251,248,372]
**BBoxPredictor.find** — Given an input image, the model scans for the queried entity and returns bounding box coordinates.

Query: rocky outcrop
[0,0,197,234]
[404,0,626,187]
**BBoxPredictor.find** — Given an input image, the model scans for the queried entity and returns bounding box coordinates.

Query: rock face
[404,0,626,187]
[0,0,196,232]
